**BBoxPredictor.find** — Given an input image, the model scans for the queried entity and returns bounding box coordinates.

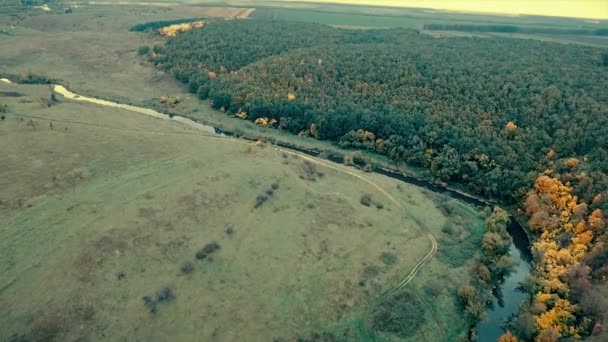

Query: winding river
[14,82,531,341]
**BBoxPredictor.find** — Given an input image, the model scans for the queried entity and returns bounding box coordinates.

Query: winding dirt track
[47,84,443,340]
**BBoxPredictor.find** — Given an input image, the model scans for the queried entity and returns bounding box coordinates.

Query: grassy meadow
[0,82,481,340]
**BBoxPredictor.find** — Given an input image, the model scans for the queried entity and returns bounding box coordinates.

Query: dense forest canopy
[148,20,608,206]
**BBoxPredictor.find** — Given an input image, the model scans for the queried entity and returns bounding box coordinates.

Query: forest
[145,20,608,341]
[148,21,608,204]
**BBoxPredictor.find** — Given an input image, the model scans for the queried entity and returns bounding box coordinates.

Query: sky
[278,0,608,20]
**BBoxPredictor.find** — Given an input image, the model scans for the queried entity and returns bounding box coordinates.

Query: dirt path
[42,83,444,340]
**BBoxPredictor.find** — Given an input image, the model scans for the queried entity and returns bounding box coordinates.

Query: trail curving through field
[47,83,444,339]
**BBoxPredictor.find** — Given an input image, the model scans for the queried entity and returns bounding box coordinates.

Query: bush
[225,223,235,236]
[360,193,373,207]
[423,280,444,298]
[156,287,175,303]
[180,261,194,274]
[380,252,397,266]
[195,241,221,260]
[143,287,176,314]
[254,194,269,208]
[301,160,318,181]
[138,46,150,55]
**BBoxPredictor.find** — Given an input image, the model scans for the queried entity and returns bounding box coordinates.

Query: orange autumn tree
[524,174,597,340]
[498,331,519,342]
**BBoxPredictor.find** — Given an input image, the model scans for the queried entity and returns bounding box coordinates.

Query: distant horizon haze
[269,0,608,20]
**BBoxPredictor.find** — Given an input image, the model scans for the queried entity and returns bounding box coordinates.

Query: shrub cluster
[360,193,384,209]
[254,181,280,208]
[143,287,176,314]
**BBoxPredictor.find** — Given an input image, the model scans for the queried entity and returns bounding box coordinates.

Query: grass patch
[370,290,427,338]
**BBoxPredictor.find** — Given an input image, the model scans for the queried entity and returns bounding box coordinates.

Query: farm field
[0,82,478,340]
[250,5,608,46]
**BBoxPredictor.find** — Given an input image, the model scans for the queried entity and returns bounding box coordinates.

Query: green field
[251,5,608,46]
[0,82,481,340]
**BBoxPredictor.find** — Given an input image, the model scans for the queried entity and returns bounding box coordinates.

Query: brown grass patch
[74,231,130,282]
[138,207,172,228]
[312,194,356,228]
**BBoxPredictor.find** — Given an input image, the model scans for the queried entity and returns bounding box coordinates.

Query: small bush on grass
[380,252,397,266]
[360,194,373,207]
[138,46,150,55]
[301,160,319,181]
[195,242,221,260]
[254,194,269,208]
[180,261,194,274]
[143,287,176,314]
